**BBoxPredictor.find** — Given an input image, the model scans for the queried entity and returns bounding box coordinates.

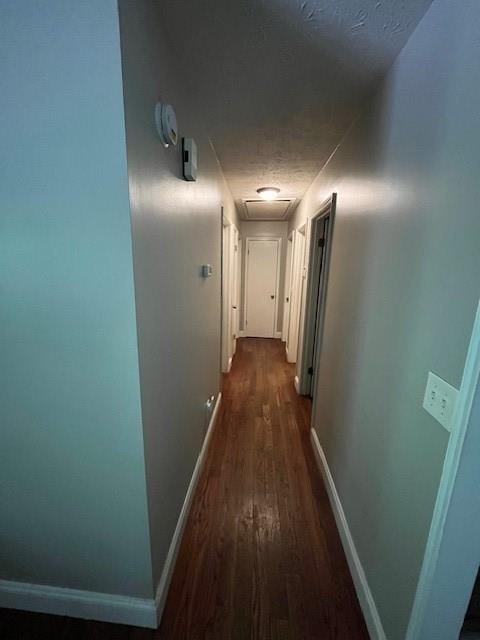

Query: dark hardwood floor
[0,338,368,639]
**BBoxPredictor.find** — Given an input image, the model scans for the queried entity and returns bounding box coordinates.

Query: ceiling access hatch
[242,199,296,220]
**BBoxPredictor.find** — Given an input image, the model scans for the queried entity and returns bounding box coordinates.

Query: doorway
[298,194,336,397]
[286,226,306,364]
[244,237,281,338]
[222,214,240,373]
[282,232,293,343]
[231,226,241,355]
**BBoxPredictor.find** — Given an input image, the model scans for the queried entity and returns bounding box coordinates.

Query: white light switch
[423,371,459,432]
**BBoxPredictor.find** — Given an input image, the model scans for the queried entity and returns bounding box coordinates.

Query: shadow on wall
[118,0,236,597]
[157,0,432,199]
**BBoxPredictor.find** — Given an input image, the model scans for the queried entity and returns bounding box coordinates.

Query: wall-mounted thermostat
[155,103,178,147]
[201,264,213,278]
[183,137,197,181]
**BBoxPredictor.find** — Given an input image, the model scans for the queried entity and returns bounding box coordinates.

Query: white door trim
[231,228,241,356]
[282,231,294,343]
[221,213,239,373]
[243,236,282,338]
[221,214,231,373]
[286,227,306,363]
[297,194,336,396]
[406,300,480,639]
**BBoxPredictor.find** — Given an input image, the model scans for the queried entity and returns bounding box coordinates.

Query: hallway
[0,339,368,639]
[159,338,368,639]
[3,2,480,637]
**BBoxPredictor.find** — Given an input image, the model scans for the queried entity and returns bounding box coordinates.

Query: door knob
[232,306,237,309]
[270,295,275,299]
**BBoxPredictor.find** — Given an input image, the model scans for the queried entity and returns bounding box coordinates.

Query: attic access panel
[243,199,295,220]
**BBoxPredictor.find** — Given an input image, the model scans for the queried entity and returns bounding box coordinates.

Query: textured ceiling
[243,199,296,220]
[159,0,433,217]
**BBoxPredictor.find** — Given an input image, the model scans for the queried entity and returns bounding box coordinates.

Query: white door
[245,239,279,338]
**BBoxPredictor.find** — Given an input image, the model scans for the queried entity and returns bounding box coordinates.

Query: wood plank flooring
[0,338,368,639]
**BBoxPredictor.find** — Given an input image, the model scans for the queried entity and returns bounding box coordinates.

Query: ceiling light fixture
[257,187,280,201]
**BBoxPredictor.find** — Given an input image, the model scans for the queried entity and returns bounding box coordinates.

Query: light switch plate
[423,371,459,432]
[201,264,213,278]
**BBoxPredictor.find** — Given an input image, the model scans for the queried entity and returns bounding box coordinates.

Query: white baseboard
[238,330,245,338]
[310,428,386,640]
[154,392,222,625]
[0,580,157,628]
[294,375,300,393]
[0,394,223,630]
[275,331,282,339]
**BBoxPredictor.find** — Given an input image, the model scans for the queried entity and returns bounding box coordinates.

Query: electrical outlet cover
[423,371,459,432]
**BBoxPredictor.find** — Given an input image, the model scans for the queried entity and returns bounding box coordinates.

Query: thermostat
[155,103,178,147]
[183,137,197,181]
[201,264,213,278]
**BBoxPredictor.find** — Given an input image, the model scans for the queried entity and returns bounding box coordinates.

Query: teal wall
[0,1,153,597]
[289,1,480,637]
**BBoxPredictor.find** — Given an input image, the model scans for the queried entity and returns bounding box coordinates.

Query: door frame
[297,193,336,397]
[231,226,241,356]
[406,300,480,639]
[286,226,307,364]
[243,236,282,339]
[221,213,239,373]
[282,231,294,343]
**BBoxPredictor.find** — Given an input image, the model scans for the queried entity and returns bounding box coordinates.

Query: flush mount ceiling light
[256,187,280,201]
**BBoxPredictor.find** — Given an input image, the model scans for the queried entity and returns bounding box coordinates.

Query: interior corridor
[0,339,368,639]
[159,338,368,639]
[3,2,480,638]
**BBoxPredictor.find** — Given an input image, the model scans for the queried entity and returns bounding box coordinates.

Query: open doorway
[286,225,306,364]
[231,227,241,354]
[282,232,293,343]
[297,194,336,398]
[221,212,240,373]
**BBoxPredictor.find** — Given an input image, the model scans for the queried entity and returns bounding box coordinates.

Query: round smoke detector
[155,102,178,148]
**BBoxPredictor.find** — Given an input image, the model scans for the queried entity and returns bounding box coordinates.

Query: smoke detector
[155,103,178,148]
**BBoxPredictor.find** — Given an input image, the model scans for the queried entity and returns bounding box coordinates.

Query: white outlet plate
[422,371,459,432]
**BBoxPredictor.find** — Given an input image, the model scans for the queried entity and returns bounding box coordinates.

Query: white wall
[0,0,153,599]
[118,0,236,592]
[239,220,288,335]
[289,1,480,637]
[0,0,238,616]
[416,374,480,639]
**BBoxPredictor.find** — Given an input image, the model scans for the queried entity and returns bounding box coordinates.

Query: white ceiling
[159,0,433,218]
[243,199,296,220]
